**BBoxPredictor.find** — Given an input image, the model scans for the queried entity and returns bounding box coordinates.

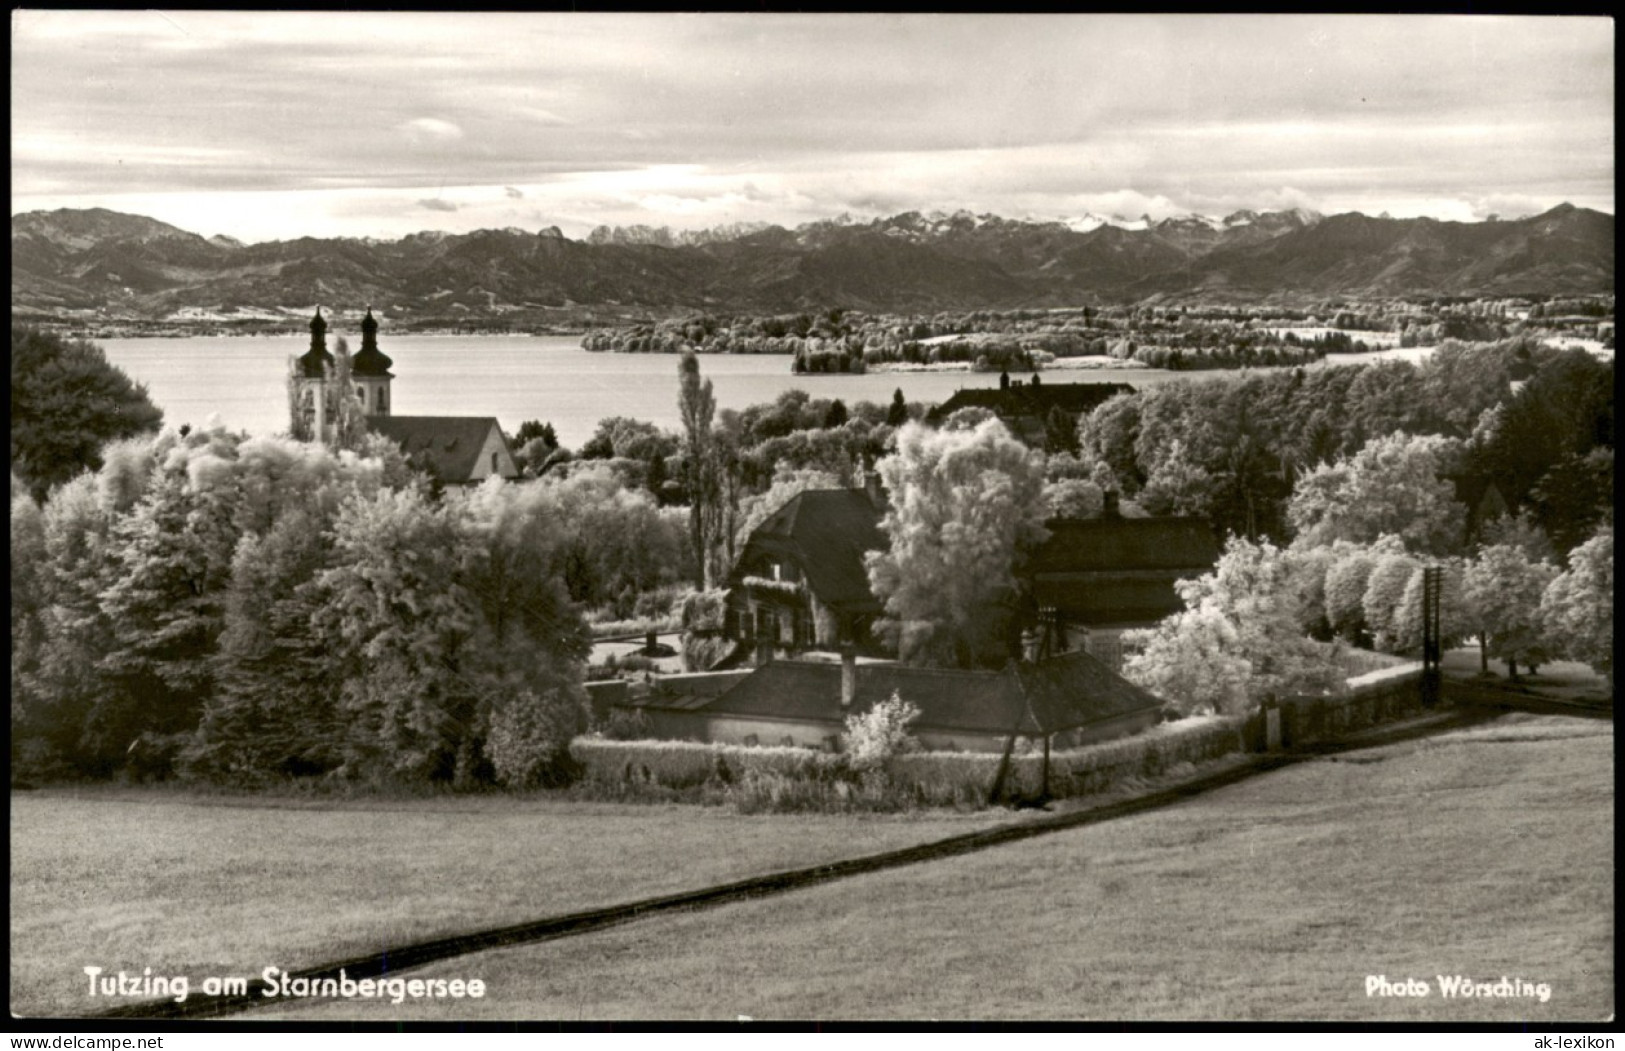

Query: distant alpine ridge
[10,203,1613,322]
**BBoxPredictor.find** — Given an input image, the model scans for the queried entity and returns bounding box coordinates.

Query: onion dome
[297,307,335,378]
[352,307,394,377]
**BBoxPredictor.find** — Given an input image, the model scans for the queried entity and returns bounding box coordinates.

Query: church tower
[293,307,336,441]
[350,307,394,416]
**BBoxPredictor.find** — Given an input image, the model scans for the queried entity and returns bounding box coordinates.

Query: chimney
[1102,489,1120,518]
[864,469,886,511]
[1039,605,1063,658]
[839,643,857,710]
[1020,627,1040,664]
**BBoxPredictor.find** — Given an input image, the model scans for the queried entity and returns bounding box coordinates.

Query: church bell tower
[350,307,394,416]
[293,307,336,441]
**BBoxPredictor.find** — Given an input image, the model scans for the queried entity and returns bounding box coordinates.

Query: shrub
[485,688,588,789]
[678,587,732,670]
[586,652,661,681]
[597,707,652,741]
[841,690,922,772]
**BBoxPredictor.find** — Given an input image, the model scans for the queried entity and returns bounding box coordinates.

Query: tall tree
[1042,478,1105,519]
[1122,537,1343,717]
[1529,448,1613,556]
[1137,438,1216,518]
[677,351,719,586]
[13,474,120,775]
[885,387,909,427]
[1361,550,1423,653]
[313,487,482,782]
[1288,432,1466,556]
[94,436,246,770]
[187,508,343,781]
[10,327,163,501]
[1461,543,1560,679]
[460,481,594,785]
[1389,559,1472,657]
[1538,527,1612,686]
[1043,406,1082,458]
[328,337,370,452]
[864,418,1048,668]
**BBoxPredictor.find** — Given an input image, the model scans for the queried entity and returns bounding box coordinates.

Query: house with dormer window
[723,475,889,664]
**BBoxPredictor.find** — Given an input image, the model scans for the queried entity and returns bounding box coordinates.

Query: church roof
[352,308,394,377]
[296,308,333,378]
[364,416,511,484]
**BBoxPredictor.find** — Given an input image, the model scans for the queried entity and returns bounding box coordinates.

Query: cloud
[401,118,464,144]
[12,14,1611,240]
[1470,193,1555,221]
[417,198,459,212]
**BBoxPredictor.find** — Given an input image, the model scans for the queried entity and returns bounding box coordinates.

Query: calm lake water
[96,334,1193,449]
[96,333,1519,449]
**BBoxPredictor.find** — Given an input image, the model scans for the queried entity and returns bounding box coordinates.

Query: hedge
[890,716,1245,805]
[570,714,1246,810]
[572,738,839,791]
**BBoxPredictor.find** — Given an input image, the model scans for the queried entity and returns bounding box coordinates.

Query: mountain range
[11,204,1613,323]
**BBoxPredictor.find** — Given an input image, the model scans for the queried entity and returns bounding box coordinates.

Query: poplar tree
[677,351,718,586]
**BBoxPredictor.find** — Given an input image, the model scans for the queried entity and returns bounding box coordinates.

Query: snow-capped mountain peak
[1060,212,1111,233]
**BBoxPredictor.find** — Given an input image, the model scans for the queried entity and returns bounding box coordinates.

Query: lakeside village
[34,296,1616,378]
[10,308,1613,808]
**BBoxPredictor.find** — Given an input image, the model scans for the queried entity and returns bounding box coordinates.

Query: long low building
[623,649,1167,754]
[1026,505,1221,668]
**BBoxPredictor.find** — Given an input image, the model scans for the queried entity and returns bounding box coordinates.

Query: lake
[95,334,1189,449]
[96,333,1566,449]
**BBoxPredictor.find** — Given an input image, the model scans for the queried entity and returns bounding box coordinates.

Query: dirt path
[96,706,1500,1021]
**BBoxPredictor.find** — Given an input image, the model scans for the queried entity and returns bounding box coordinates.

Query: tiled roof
[734,488,886,613]
[364,416,509,484]
[1027,516,1220,626]
[1029,516,1221,574]
[926,381,1136,424]
[681,650,1163,737]
[1031,575,1194,626]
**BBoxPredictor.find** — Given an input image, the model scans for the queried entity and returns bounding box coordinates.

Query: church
[292,308,519,486]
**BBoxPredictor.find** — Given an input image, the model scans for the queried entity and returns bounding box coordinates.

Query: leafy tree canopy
[11,327,163,501]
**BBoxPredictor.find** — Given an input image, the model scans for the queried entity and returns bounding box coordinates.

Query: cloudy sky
[10,12,1614,243]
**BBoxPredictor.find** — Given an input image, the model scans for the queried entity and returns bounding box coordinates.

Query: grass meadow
[9,790,1009,1018]
[255,713,1613,1022]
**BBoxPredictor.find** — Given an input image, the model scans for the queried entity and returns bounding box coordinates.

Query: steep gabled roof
[364,416,510,484]
[688,650,1163,737]
[1027,515,1220,625]
[735,488,886,613]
